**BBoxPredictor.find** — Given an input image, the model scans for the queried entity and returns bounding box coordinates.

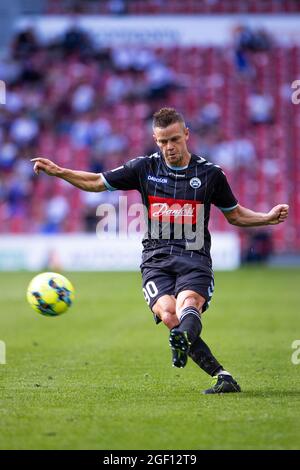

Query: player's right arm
[31,158,106,192]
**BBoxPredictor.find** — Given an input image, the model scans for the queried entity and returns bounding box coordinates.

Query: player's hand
[267,204,289,225]
[31,157,61,176]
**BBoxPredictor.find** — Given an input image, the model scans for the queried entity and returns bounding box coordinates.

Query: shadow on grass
[234,390,300,398]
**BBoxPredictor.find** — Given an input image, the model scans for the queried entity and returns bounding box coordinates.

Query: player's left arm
[223,203,289,227]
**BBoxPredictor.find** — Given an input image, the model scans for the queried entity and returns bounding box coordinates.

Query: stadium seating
[45,0,300,15]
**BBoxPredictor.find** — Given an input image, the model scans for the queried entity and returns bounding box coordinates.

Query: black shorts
[141,253,214,322]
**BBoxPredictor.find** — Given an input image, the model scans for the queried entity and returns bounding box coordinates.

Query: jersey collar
[160,152,198,171]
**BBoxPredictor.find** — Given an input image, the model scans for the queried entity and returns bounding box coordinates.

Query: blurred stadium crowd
[46,0,300,15]
[0,1,299,257]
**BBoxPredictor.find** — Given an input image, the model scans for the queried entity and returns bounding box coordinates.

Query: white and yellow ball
[27,272,75,316]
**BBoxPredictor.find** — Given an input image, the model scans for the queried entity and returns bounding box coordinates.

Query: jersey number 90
[143,281,158,305]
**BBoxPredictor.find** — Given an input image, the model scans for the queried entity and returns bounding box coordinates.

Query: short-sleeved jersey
[102,152,238,267]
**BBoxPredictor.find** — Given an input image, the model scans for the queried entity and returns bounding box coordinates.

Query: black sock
[189,336,223,376]
[174,306,202,345]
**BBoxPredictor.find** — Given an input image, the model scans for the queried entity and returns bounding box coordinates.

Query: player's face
[153,122,190,167]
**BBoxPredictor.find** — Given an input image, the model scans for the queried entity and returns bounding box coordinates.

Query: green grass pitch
[0,268,300,450]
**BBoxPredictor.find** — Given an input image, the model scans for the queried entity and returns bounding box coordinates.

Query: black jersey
[102,152,238,267]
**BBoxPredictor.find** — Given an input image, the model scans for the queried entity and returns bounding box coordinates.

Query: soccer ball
[27,272,75,317]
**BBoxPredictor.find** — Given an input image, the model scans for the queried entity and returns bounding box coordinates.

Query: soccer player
[31,108,289,394]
